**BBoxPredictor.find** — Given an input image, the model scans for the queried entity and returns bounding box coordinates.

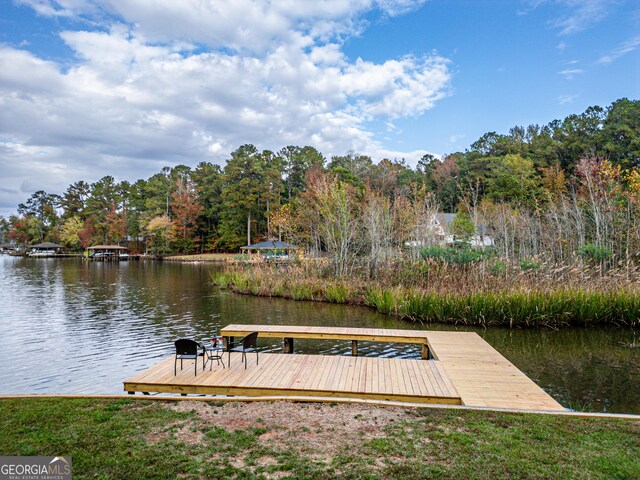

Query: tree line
[1,98,638,269]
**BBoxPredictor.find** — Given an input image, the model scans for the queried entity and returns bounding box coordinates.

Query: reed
[323,283,352,304]
[289,282,316,301]
[363,287,396,314]
[212,261,640,328]
[211,271,232,289]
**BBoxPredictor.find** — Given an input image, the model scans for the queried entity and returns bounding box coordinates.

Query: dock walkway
[124,327,565,412]
[221,324,433,358]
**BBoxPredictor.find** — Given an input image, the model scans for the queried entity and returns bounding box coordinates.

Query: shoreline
[2,394,638,420]
[163,253,236,262]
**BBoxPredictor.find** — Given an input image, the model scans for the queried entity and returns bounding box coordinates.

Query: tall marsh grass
[323,283,351,304]
[211,260,640,328]
[364,287,396,315]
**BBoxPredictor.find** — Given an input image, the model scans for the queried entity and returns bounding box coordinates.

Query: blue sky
[0,0,639,217]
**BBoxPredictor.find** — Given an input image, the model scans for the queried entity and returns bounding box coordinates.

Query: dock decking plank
[125,328,563,411]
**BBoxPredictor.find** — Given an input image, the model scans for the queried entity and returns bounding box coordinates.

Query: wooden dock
[124,329,565,412]
[125,354,461,405]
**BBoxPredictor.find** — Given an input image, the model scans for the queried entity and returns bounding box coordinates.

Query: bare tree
[362,189,393,277]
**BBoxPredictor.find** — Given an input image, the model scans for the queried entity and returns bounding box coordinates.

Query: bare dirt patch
[145,420,204,446]
[169,400,411,457]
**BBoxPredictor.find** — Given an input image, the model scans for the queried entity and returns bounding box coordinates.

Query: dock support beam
[352,340,358,356]
[283,337,294,353]
[422,343,430,360]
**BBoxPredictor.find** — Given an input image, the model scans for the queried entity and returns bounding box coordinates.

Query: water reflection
[0,256,637,414]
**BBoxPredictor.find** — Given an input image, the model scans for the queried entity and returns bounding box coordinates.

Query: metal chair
[228,332,259,369]
[174,338,205,376]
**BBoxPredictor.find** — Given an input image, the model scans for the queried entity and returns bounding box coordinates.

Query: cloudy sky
[0,0,638,217]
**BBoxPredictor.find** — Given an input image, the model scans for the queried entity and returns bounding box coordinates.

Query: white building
[405,213,494,249]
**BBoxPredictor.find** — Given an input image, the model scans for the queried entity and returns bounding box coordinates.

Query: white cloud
[17,0,428,51]
[551,0,613,35]
[371,146,440,164]
[523,0,614,36]
[0,1,449,216]
[558,93,578,104]
[557,68,583,79]
[598,34,640,64]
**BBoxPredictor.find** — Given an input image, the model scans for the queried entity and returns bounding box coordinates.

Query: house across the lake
[405,213,494,249]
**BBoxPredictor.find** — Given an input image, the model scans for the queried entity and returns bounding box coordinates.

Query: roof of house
[88,245,128,250]
[31,242,64,249]
[240,241,300,250]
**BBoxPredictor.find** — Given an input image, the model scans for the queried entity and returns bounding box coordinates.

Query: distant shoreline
[163,253,235,262]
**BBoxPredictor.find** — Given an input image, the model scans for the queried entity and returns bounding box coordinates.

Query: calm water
[0,256,638,414]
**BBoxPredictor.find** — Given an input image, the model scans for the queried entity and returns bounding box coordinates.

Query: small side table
[204,340,225,370]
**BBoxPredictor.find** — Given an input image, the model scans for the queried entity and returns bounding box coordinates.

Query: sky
[0,0,639,217]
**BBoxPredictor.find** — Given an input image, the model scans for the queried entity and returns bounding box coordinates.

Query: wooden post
[422,343,430,360]
[283,337,294,353]
[352,340,358,356]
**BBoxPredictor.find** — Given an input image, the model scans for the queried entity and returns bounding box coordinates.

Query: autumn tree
[59,216,84,249]
[362,188,393,277]
[8,215,41,246]
[392,186,440,259]
[104,203,127,244]
[269,203,297,243]
[431,154,460,212]
[17,190,61,242]
[170,178,203,253]
[298,171,361,276]
[145,215,175,256]
[78,218,96,249]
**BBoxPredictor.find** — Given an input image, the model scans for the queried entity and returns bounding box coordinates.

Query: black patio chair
[174,338,205,376]
[228,332,259,369]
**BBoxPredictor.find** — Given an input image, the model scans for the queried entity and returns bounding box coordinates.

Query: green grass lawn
[0,398,638,479]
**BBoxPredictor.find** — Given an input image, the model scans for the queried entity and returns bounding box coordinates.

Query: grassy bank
[0,398,638,479]
[212,265,640,328]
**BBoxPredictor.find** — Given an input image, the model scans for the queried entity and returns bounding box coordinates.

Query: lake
[0,255,638,414]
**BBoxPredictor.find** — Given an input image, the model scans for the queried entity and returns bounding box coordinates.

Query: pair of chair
[174,332,259,375]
